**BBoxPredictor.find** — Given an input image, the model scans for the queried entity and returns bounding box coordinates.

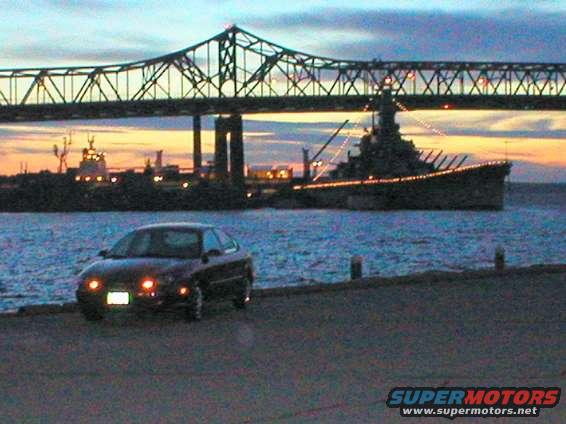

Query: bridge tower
[218,26,237,96]
[214,114,244,191]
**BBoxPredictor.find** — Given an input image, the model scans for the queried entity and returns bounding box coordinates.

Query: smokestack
[155,150,163,172]
[302,148,310,182]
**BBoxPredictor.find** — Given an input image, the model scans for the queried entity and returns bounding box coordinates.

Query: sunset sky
[0,0,564,181]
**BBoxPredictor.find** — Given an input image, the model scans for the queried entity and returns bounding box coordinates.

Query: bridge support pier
[214,114,244,191]
[193,115,202,172]
[214,118,228,181]
[229,115,244,191]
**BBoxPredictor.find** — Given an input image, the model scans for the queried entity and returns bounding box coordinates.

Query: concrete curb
[2,264,564,318]
[252,263,566,298]
[1,302,79,318]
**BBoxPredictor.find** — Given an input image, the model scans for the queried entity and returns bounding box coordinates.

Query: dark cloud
[2,44,167,65]
[2,114,562,145]
[510,161,566,182]
[400,128,566,139]
[107,141,152,146]
[244,8,566,62]
[99,32,174,51]
[5,0,118,12]
[1,145,51,155]
[40,0,123,12]
[0,128,63,140]
[2,25,174,66]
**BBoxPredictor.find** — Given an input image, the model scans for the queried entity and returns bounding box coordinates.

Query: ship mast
[53,130,72,173]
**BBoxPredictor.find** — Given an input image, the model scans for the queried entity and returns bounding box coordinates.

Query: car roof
[135,222,215,232]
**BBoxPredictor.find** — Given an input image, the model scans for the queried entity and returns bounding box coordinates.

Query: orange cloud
[0,110,564,182]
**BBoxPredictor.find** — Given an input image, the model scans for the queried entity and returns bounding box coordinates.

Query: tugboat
[75,136,109,182]
[292,89,511,210]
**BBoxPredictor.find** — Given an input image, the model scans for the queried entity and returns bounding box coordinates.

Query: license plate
[107,291,130,305]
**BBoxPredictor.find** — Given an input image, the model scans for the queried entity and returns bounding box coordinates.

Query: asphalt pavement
[0,271,564,423]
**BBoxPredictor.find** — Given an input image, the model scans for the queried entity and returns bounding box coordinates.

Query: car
[76,223,254,322]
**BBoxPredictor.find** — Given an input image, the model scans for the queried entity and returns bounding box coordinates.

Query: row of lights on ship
[264,170,290,179]
[75,175,192,189]
[75,176,119,183]
[294,161,508,190]
[153,176,192,189]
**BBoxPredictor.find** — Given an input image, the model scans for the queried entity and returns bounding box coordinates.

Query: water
[0,184,564,312]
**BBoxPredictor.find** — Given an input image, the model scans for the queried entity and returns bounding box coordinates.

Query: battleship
[290,89,511,210]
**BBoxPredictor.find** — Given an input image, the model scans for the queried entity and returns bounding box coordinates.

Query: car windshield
[108,228,201,259]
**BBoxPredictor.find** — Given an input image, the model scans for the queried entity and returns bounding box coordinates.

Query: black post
[495,246,505,271]
[193,115,202,172]
[351,255,363,280]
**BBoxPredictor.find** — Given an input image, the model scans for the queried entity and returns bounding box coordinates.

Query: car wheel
[185,285,203,321]
[134,309,148,319]
[79,304,104,321]
[233,277,252,310]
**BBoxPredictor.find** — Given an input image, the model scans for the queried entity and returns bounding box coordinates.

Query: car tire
[134,309,148,319]
[233,277,252,310]
[79,304,104,321]
[184,285,203,321]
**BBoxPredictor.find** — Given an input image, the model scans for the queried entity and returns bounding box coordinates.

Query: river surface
[0,183,564,312]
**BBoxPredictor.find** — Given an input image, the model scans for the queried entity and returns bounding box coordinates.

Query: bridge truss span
[0,25,564,122]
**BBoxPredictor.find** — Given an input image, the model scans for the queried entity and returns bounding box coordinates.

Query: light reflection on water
[0,202,564,311]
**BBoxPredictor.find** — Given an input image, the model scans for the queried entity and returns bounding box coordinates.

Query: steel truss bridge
[0,25,565,124]
[1,26,564,188]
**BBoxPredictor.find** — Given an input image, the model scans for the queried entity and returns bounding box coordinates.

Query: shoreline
[4,262,565,318]
[0,181,564,213]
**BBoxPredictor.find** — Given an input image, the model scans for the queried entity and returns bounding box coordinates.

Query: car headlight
[141,278,157,291]
[86,279,102,291]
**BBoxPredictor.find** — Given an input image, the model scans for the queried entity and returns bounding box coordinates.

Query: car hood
[79,257,197,287]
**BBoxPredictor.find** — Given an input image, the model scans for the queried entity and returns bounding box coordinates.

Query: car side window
[214,229,238,254]
[162,230,200,258]
[202,230,222,254]
[109,231,136,257]
[129,231,151,256]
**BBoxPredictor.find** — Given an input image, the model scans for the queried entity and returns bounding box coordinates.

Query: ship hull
[289,162,511,210]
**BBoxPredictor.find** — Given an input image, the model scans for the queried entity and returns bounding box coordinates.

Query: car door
[199,229,226,299]
[214,229,246,296]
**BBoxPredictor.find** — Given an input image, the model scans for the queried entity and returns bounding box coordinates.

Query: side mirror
[201,249,221,264]
[98,249,108,258]
[207,249,222,257]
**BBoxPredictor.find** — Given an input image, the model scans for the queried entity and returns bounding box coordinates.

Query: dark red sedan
[76,223,254,321]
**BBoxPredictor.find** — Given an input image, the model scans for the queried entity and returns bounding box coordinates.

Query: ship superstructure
[76,136,108,182]
[331,89,435,179]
